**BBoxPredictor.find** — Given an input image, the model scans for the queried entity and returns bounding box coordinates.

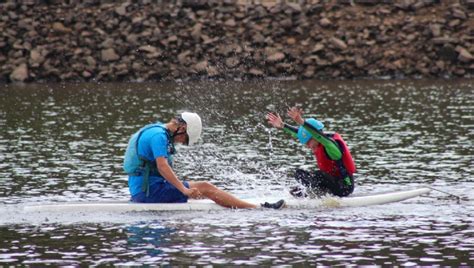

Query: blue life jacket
[123,123,173,196]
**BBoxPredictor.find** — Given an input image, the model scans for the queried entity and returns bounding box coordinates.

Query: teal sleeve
[302,121,342,160]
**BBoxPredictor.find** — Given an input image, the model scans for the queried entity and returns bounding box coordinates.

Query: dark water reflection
[0,80,473,265]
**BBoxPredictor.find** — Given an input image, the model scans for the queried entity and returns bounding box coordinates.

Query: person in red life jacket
[266,107,356,197]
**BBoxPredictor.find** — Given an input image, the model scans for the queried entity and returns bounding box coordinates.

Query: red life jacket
[312,133,356,178]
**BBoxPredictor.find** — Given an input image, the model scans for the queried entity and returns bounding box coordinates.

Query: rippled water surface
[0,80,473,266]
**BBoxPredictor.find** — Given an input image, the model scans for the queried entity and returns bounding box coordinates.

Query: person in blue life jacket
[124,112,285,209]
[266,107,357,198]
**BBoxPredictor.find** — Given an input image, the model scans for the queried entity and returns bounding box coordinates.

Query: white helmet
[180,112,202,145]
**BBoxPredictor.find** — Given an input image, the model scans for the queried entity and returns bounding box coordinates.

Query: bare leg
[189,181,257,209]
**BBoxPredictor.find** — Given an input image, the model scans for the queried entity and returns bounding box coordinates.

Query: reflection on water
[0,80,473,265]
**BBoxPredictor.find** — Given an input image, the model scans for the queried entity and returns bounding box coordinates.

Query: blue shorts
[131,181,189,203]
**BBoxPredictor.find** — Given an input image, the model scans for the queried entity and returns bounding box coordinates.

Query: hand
[183,188,202,199]
[287,107,305,125]
[266,112,284,129]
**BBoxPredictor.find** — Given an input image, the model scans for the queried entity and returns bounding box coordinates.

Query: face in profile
[174,125,189,145]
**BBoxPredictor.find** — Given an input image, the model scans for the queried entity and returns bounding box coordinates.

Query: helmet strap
[172,128,189,145]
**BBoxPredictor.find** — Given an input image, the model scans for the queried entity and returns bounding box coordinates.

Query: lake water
[0,80,473,266]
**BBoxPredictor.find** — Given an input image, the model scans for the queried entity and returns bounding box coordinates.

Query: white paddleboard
[23,188,431,213]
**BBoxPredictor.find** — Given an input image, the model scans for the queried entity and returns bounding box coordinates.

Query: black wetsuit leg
[290,169,314,197]
[293,169,354,197]
[315,171,354,197]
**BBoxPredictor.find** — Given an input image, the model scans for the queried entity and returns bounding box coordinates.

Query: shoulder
[141,126,169,144]
[148,128,168,141]
[141,124,167,136]
[331,132,343,140]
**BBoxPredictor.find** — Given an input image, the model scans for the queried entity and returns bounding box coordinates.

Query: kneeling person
[124,112,284,209]
[266,107,356,198]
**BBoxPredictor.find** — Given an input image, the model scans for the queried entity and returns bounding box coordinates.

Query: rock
[10,63,28,82]
[115,3,129,16]
[52,22,71,33]
[303,66,315,78]
[115,63,128,76]
[458,48,474,62]
[414,1,431,10]
[101,48,119,62]
[191,23,202,40]
[302,55,316,65]
[449,19,461,27]
[454,68,465,75]
[132,62,142,71]
[253,32,265,44]
[287,37,296,45]
[126,34,138,46]
[435,60,445,70]
[100,38,114,49]
[167,35,178,43]
[451,9,467,20]
[267,52,285,62]
[319,18,332,27]
[225,57,240,68]
[248,68,264,76]
[331,55,345,65]
[330,37,348,50]
[138,45,159,54]
[393,59,404,69]
[13,42,23,50]
[286,3,302,13]
[82,70,92,78]
[194,61,208,72]
[217,44,242,55]
[85,56,96,68]
[312,43,325,53]
[280,19,292,29]
[132,16,145,25]
[207,66,219,76]
[178,50,191,64]
[430,24,442,37]
[432,37,459,45]
[224,18,237,27]
[30,49,44,65]
[316,58,329,66]
[396,0,416,10]
[23,42,32,50]
[355,56,366,68]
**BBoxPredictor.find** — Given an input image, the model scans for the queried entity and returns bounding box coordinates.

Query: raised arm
[266,112,298,139]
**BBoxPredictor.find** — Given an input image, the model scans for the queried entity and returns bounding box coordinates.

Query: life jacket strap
[141,161,151,196]
[335,158,353,186]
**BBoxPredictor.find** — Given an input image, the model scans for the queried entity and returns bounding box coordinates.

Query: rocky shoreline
[1,1,473,83]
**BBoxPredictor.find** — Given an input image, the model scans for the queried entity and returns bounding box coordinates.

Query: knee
[195,181,216,194]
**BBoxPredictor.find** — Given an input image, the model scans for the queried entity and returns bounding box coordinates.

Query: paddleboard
[23,188,431,213]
